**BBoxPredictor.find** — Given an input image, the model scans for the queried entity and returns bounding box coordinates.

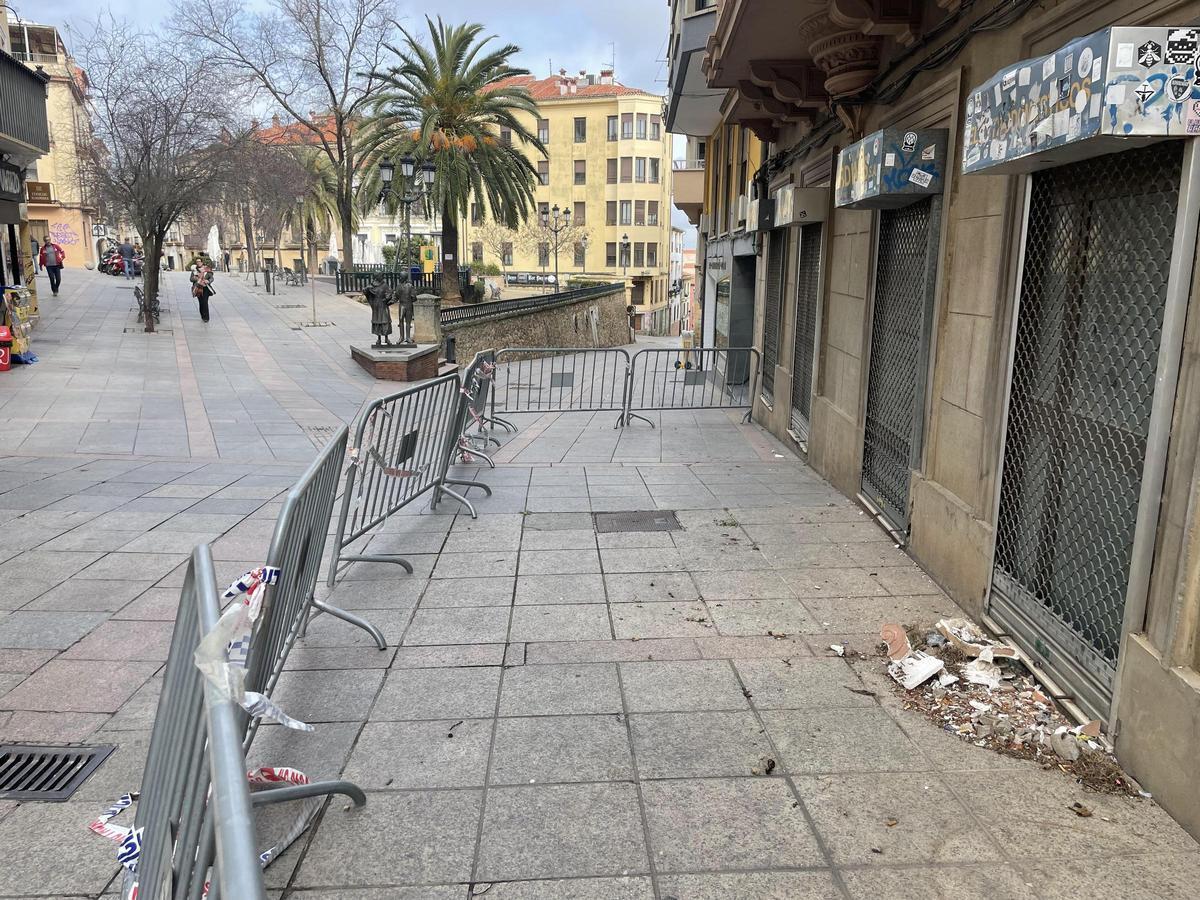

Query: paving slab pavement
[0,271,1196,898]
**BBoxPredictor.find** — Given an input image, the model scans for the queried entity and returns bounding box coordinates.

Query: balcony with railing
[665,0,724,137]
[672,159,705,225]
[0,48,50,159]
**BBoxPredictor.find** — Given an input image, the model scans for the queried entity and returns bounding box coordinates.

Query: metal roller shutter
[790,222,822,439]
[761,228,786,398]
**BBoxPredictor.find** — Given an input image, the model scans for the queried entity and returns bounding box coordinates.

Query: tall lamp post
[379,153,436,273]
[541,203,572,291]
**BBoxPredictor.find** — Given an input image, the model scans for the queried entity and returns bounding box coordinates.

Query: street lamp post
[620,232,631,279]
[379,154,436,274]
[541,203,572,292]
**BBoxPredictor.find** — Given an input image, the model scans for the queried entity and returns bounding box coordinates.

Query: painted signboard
[964,26,1199,175]
[834,128,948,210]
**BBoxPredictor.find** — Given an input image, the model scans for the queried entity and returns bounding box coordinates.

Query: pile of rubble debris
[880,618,1147,797]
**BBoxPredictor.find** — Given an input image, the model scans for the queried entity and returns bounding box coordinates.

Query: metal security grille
[991,141,1183,716]
[790,223,823,439]
[862,197,938,529]
[761,229,787,397]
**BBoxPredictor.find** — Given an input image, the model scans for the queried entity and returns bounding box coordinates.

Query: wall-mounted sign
[25,181,51,204]
[963,26,1196,176]
[773,185,828,226]
[0,163,22,204]
[834,128,948,210]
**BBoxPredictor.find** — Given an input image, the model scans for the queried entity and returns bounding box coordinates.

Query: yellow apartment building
[467,70,673,332]
[7,21,98,268]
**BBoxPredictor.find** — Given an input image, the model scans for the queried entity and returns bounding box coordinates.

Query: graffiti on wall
[835,127,948,210]
[964,26,1199,175]
[49,222,80,245]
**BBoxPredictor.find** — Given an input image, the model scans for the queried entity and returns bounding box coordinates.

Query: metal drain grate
[593,510,681,533]
[123,327,173,334]
[0,744,116,801]
[275,304,305,309]
[303,424,341,448]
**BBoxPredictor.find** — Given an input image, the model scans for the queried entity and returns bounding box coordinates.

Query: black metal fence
[441,282,623,326]
[335,267,441,295]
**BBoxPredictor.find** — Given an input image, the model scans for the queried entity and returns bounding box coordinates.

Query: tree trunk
[339,193,354,270]
[441,195,461,302]
[143,231,163,334]
[242,202,258,279]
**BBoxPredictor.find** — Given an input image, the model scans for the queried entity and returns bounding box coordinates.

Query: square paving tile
[0,709,107,741]
[402,607,510,645]
[656,871,841,900]
[600,548,685,573]
[343,719,492,789]
[0,610,109,649]
[706,598,816,637]
[763,708,930,774]
[841,865,1037,899]
[419,576,514,607]
[611,601,715,639]
[604,572,698,603]
[734,657,877,709]
[476,783,648,881]
[510,604,612,642]
[22,578,154,613]
[432,550,518,578]
[270,669,385,722]
[619,660,749,713]
[479,877,653,899]
[519,548,602,576]
[642,777,823,872]
[74,551,183,582]
[0,659,159,712]
[295,790,482,887]
[490,714,633,785]
[520,528,599,550]
[515,574,607,605]
[692,569,793,600]
[797,772,1005,865]
[373,666,502,720]
[799,594,962,633]
[631,711,773,778]
[61,619,175,662]
[500,663,622,716]
[0,800,120,896]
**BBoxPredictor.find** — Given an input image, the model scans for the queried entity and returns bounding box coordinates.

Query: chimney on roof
[559,67,567,76]
[569,77,577,95]
[251,118,260,129]
[309,109,317,120]
[272,114,281,127]
[600,69,614,85]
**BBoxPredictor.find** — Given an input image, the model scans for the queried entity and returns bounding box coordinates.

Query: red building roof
[487,73,655,102]
[254,115,341,146]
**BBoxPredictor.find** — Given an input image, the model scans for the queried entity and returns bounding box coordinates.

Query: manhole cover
[0,744,116,801]
[303,424,341,448]
[275,304,305,309]
[593,510,681,533]
[123,328,173,334]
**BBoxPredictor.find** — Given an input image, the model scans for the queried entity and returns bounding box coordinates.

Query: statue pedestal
[413,294,443,346]
[350,343,440,382]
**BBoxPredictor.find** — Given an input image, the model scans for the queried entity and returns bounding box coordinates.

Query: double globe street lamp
[379,153,436,271]
[541,203,575,290]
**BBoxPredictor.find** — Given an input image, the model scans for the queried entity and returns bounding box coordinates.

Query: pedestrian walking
[190,262,215,323]
[119,239,136,280]
[30,237,40,274]
[39,239,65,296]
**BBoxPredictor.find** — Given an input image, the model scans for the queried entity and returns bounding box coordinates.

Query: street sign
[91,223,108,237]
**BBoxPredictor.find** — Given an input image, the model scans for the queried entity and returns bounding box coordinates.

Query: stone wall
[444,286,631,363]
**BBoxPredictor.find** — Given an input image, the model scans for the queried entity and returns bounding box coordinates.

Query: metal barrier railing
[249,425,386,684]
[335,268,441,295]
[440,282,622,325]
[125,544,264,900]
[624,347,761,426]
[328,373,491,592]
[445,349,517,470]
[123,544,366,900]
[492,348,632,427]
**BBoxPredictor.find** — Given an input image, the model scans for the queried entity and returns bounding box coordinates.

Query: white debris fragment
[887,650,945,690]
[829,643,846,657]
[962,647,1003,689]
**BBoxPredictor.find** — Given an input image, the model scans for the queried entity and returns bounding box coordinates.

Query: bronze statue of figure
[365,276,396,346]
[394,275,417,346]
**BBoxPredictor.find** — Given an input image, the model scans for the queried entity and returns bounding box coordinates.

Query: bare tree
[518,216,590,290]
[79,18,244,331]
[473,218,519,283]
[176,0,395,269]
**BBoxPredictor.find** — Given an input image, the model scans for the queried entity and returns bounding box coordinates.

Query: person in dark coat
[364,276,395,346]
[190,263,215,323]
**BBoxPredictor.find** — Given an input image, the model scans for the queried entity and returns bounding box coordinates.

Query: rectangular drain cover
[0,744,116,801]
[593,510,681,533]
[123,328,173,334]
[275,304,305,309]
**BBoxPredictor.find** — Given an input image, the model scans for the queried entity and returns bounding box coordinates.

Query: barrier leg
[335,553,415,574]
[444,478,493,498]
[484,414,517,433]
[252,780,368,809]
[435,484,479,518]
[308,597,388,650]
[625,412,656,428]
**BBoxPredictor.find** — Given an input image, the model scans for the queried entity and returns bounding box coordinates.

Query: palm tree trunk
[339,194,354,269]
[441,195,461,302]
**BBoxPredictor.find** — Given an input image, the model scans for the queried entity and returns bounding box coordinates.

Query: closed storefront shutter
[790,222,823,439]
[761,228,786,398]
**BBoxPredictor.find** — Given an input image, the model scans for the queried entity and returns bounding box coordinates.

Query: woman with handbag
[189,263,215,323]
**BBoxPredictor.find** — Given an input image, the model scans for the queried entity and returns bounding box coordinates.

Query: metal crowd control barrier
[492,347,632,427]
[623,347,761,427]
[445,349,516,470]
[128,544,366,900]
[328,373,491,590]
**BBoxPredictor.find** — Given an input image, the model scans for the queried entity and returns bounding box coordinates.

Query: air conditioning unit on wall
[736,195,748,223]
[773,185,829,226]
[699,213,711,235]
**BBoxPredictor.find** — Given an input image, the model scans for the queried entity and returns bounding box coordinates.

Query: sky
[22,0,694,240]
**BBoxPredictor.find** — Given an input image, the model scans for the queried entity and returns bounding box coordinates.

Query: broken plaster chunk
[887,650,944,690]
[830,643,846,657]
[880,622,911,661]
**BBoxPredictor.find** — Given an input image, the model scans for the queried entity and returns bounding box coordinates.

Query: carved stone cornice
[809,28,883,98]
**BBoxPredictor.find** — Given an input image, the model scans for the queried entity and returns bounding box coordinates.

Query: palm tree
[284,150,340,277]
[363,17,545,301]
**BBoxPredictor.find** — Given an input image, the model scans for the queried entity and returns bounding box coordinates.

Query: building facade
[7,21,97,268]
[668,0,1200,840]
[468,71,672,324]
